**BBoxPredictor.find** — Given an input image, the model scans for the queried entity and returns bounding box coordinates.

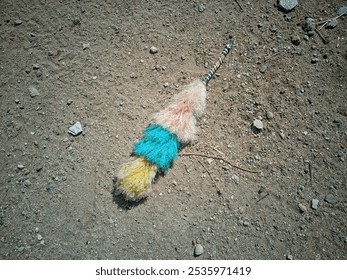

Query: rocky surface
[0,0,346,260]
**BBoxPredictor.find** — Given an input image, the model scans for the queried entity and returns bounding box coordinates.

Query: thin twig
[198,160,214,181]
[180,152,261,174]
[308,162,313,188]
[256,193,269,203]
[315,28,329,44]
[264,51,280,63]
[211,146,225,156]
[234,0,243,11]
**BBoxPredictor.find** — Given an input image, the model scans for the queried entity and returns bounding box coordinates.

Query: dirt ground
[0,0,346,260]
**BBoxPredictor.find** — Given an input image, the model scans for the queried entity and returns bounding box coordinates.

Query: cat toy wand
[116,37,234,201]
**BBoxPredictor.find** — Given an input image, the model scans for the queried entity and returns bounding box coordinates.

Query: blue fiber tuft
[133,125,179,173]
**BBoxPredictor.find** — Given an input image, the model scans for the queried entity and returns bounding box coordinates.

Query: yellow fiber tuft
[116,156,157,201]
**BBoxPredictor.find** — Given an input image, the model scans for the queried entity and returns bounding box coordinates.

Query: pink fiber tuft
[153,80,206,143]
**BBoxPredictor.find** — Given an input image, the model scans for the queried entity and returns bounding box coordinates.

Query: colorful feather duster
[116,38,234,201]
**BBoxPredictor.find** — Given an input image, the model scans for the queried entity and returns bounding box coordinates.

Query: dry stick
[180,152,261,174]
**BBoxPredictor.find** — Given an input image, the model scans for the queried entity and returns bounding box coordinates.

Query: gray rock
[278,0,298,13]
[286,254,294,260]
[28,86,39,98]
[253,119,264,130]
[197,3,206,12]
[324,194,336,204]
[308,96,317,104]
[302,17,315,32]
[37,234,43,241]
[46,182,55,192]
[24,180,31,187]
[325,18,338,29]
[337,6,347,16]
[149,46,158,54]
[270,25,278,33]
[259,64,267,73]
[194,244,204,256]
[68,121,83,136]
[311,199,319,209]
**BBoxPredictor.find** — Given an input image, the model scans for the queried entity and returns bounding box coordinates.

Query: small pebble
[311,199,319,209]
[73,19,81,25]
[278,0,298,13]
[311,57,319,64]
[231,174,240,183]
[68,121,83,136]
[253,119,264,130]
[149,46,158,54]
[28,86,39,98]
[37,234,43,241]
[259,64,267,73]
[163,82,169,88]
[82,43,90,50]
[269,25,277,33]
[324,194,336,204]
[194,244,204,257]
[266,111,274,120]
[17,164,24,170]
[14,19,23,26]
[32,64,40,70]
[36,165,43,172]
[286,254,293,260]
[243,221,250,227]
[298,203,307,213]
[291,35,300,46]
[197,3,206,12]
[24,180,31,187]
[46,182,55,192]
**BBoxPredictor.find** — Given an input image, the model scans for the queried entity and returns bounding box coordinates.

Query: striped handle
[201,37,234,86]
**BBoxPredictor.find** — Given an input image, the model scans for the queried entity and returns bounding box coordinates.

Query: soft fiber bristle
[116,156,157,201]
[133,124,179,173]
[153,79,206,143]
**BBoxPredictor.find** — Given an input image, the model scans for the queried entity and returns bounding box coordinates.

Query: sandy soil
[0,0,346,260]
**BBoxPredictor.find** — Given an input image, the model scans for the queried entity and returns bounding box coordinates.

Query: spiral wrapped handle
[202,37,234,86]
